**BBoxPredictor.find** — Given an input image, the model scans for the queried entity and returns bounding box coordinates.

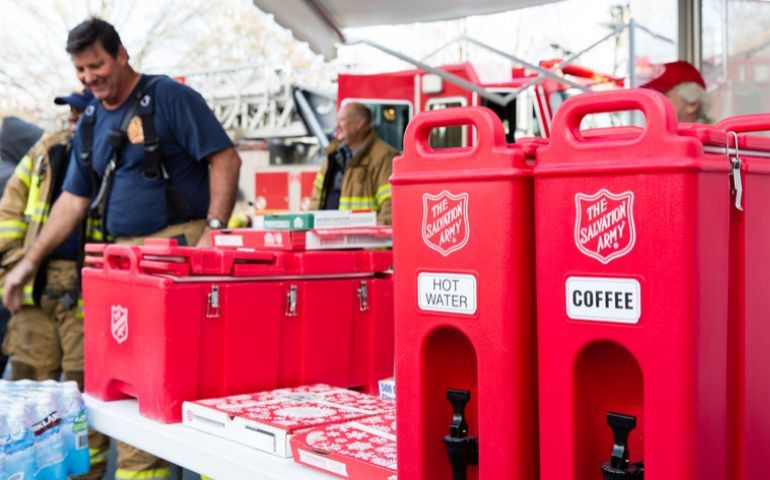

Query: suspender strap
[85,76,164,240]
[136,81,196,221]
[79,105,98,198]
[137,94,162,181]
[320,145,350,209]
[79,106,96,166]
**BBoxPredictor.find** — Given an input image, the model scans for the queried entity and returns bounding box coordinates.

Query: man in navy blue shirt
[64,73,229,237]
[2,17,241,480]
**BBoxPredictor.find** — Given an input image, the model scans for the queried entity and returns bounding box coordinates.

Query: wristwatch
[206,218,226,229]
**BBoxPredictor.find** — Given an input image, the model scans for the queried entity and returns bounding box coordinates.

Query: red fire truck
[336,61,623,150]
[253,61,623,212]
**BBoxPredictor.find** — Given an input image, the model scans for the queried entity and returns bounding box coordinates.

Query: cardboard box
[211,229,304,250]
[211,227,392,251]
[378,378,395,401]
[304,227,392,250]
[260,210,378,231]
[310,210,377,229]
[183,384,393,457]
[263,213,315,230]
[291,411,397,480]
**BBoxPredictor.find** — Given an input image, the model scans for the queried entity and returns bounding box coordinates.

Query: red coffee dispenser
[534,89,731,480]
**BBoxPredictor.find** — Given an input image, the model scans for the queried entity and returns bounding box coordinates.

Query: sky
[0,0,322,116]
[0,0,678,114]
[0,0,768,120]
[336,0,679,78]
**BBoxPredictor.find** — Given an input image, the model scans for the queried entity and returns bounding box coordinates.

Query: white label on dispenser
[418,272,477,315]
[566,277,640,324]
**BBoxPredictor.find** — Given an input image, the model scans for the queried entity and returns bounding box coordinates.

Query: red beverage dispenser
[391,107,538,480]
[713,114,770,480]
[535,89,731,480]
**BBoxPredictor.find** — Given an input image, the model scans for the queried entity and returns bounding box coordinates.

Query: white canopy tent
[253,0,703,66]
[252,0,560,59]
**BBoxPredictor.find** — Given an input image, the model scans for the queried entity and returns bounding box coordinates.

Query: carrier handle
[716,114,770,134]
[402,106,507,160]
[102,244,141,275]
[549,88,678,151]
[227,250,278,263]
[83,243,106,269]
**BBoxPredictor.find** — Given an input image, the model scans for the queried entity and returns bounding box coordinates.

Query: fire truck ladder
[347,18,674,106]
[178,63,335,140]
[344,37,591,107]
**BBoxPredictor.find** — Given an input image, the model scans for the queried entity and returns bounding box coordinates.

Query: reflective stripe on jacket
[0,131,101,304]
[309,132,396,225]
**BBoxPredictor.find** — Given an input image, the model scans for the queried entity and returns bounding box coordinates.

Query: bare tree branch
[0,0,318,118]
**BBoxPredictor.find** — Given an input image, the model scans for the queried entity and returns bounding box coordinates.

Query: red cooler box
[535,90,731,480]
[713,114,770,480]
[82,239,393,422]
[391,107,538,480]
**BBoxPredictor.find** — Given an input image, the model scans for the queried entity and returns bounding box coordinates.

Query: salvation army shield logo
[111,305,129,344]
[574,189,636,264]
[422,191,469,256]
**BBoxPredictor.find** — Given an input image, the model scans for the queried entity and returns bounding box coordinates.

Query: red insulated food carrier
[713,114,770,480]
[534,89,733,480]
[82,239,393,423]
[391,107,538,480]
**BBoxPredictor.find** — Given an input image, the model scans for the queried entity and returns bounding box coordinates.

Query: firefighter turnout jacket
[0,130,102,305]
[310,132,396,225]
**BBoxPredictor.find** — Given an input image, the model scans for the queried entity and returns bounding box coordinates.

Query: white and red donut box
[291,411,397,480]
[182,384,393,457]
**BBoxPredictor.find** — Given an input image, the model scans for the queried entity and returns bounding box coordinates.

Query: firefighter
[309,102,395,225]
[0,116,44,192]
[3,18,241,480]
[640,60,712,124]
[0,116,44,376]
[0,90,110,479]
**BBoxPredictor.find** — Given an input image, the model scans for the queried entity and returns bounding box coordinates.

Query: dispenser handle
[446,389,471,438]
[600,412,644,479]
[443,388,478,480]
[606,412,636,468]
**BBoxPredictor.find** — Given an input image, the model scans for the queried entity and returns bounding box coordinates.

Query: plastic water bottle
[11,381,35,391]
[0,412,9,480]
[40,384,81,476]
[57,384,89,476]
[4,403,37,480]
[28,392,65,480]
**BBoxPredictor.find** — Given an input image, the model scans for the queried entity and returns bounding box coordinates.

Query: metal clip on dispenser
[601,412,644,480]
[443,389,479,480]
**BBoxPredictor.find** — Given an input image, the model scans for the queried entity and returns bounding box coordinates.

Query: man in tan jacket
[0,89,109,479]
[309,102,396,225]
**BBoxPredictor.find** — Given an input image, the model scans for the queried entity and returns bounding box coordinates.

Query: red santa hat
[640,60,706,92]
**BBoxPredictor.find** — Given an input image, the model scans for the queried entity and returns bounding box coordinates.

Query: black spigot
[443,388,479,480]
[600,412,644,480]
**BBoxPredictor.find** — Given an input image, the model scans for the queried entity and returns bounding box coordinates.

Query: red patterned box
[291,411,397,480]
[210,227,392,251]
[183,384,393,456]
